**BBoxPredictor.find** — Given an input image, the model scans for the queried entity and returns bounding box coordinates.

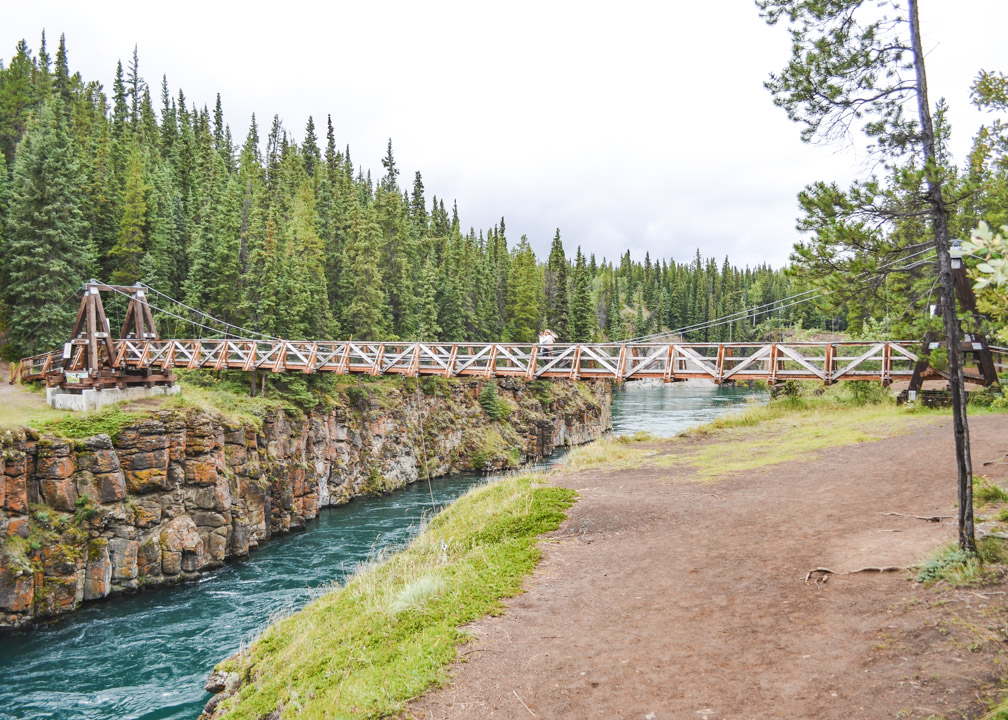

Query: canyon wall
[0,377,611,628]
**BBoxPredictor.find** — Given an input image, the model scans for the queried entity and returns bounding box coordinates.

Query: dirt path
[411,414,1008,719]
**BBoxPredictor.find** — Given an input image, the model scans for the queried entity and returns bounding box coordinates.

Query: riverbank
[414,405,1008,719]
[0,376,612,628]
[202,396,1008,719]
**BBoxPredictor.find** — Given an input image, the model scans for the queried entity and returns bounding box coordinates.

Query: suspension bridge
[10,281,1006,405]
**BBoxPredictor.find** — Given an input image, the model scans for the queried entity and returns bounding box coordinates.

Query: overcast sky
[2,1,1005,268]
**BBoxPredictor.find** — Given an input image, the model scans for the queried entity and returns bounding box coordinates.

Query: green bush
[478,381,507,421]
[916,545,976,585]
[968,384,1008,410]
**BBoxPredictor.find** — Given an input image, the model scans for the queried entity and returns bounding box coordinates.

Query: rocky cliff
[0,377,611,628]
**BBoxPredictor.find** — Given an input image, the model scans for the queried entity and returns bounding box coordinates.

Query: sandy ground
[411,414,1008,719]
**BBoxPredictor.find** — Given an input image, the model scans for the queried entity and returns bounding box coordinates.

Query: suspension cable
[625,246,937,342]
[138,283,279,341]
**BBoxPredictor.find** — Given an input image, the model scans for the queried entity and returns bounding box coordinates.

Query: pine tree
[416,256,441,340]
[140,161,187,299]
[544,229,569,338]
[505,235,540,342]
[2,101,92,358]
[302,115,320,178]
[569,246,594,341]
[109,144,150,283]
[35,31,52,100]
[0,40,37,164]
[380,138,398,192]
[340,204,391,338]
[53,34,71,105]
[410,171,427,232]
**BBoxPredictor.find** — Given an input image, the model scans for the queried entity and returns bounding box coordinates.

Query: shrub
[478,381,507,421]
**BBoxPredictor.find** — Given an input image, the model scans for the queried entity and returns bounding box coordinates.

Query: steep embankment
[0,377,611,628]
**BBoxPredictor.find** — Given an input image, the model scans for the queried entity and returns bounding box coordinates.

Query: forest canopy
[0,33,830,362]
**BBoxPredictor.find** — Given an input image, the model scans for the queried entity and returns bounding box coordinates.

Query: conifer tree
[111,60,129,140]
[126,45,145,130]
[505,235,540,342]
[380,138,398,191]
[544,229,569,338]
[0,40,37,164]
[53,34,71,106]
[302,115,320,178]
[2,101,92,358]
[140,161,187,299]
[416,256,441,340]
[340,204,390,338]
[569,246,594,341]
[109,144,150,283]
[411,171,427,232]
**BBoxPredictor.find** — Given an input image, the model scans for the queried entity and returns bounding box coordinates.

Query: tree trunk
[908,0,976,552]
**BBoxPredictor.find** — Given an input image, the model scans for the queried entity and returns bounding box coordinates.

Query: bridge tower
[45,281,178,411]
[908,245,999,393]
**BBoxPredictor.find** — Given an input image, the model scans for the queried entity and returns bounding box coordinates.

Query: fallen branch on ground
[804,566,905,589]
[879,512,953,522]
[982,453,1007,467]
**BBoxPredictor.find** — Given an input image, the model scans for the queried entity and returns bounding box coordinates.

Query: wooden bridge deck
[18,338,1004,386]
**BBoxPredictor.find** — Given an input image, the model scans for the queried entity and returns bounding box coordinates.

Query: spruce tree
[416,256,441,340]
[570,246,594,341]
[380,138,398,191]
[53,34,71,106]
[0,40,37,164]
[505,235,540,342]
[302,115,320,178]
[340,204,390,339]
[2,101,92,358]
[109,144,150,283]
[544,229,569,338]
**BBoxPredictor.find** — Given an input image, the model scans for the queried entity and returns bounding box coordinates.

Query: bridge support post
[44,281,176,409]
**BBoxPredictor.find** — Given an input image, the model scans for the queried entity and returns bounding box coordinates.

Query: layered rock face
[0,378,611,628]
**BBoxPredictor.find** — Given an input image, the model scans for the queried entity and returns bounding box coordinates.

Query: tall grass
[211,473,576,720]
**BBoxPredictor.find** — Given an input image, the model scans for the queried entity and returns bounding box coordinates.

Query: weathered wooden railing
[16,339,941,386]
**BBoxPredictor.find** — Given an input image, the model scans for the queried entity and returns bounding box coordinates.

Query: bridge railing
[16,338,936,385]
[992,346,1008,376]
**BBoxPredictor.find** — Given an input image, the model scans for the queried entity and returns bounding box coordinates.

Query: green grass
[560,399,934,483]
[35,406,146,442]
[0,383,73,430]
[975,477,1008,506]
[211,473,577,720]
[916,537,1008,587]
[665,404,929,481]
[560,431,659,473]
[163,384,290,432]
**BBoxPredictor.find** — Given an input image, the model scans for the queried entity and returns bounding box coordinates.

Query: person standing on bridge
[538,328,556,360]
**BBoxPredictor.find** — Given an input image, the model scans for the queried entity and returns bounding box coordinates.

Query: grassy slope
[211,475,576,720]
[561,399,942,481]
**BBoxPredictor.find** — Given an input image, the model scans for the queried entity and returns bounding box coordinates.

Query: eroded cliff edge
[0,377,611,628]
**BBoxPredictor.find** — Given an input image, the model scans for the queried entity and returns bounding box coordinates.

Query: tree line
[0,33,817,362]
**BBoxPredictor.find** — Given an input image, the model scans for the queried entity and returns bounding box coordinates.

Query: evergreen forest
[0,33,817,364]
